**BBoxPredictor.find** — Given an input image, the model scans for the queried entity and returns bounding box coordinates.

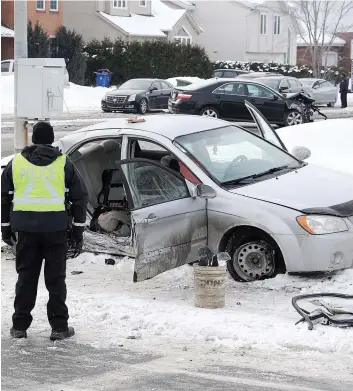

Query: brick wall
[337,32,353,72]
[1,0,14,59]
[27,0,63,36]
[297,33,353,73]
[1,0,14,28]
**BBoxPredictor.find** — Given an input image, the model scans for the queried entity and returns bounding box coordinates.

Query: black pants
[12,231,69,331]
[340,93,347,108]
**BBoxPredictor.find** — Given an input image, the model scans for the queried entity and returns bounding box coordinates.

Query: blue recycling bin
[95,69,112,87]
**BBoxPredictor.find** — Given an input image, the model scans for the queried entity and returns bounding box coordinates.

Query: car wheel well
[219,225,286,273]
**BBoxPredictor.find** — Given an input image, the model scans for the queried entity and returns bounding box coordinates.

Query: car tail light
[177,93,192,100]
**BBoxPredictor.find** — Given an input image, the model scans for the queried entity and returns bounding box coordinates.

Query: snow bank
[1,75,108,115]
[2,250,352,355]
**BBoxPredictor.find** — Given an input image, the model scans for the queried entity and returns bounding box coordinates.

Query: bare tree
[289,0,353,77]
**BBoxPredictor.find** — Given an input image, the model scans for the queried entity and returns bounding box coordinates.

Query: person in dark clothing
[339,73,349,108]
[1,122,88,340]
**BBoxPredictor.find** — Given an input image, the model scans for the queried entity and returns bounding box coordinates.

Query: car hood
[230,164,353,216]
[108,89,145,96]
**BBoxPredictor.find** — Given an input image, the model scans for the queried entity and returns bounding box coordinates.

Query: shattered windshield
[176,126,299,184]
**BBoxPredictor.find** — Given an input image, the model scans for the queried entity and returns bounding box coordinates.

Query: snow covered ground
[2,247,352,357]
[1,75,108,114]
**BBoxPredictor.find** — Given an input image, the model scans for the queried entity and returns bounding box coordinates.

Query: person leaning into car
[1,122,88,341]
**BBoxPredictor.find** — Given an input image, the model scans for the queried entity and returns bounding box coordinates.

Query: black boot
[10,327,27,339]
[50,326,75,341]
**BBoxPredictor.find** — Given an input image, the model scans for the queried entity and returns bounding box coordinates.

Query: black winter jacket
[1,145,88,233]
[339,77,349,93]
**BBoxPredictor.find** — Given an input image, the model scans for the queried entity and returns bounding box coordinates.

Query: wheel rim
[233,241,275,281]
[202,109,218,118]
[140,100,147,113]
[287,112,303,125]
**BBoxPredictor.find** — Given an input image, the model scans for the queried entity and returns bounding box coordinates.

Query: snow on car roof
[72,114,232,141]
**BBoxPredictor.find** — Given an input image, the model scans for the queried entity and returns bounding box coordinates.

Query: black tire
[139,98,148,114]
[102,109,111,113]
[327,102,335,107]
[284,110,304,126]
[199,106,219,118]
[226,229,284,282]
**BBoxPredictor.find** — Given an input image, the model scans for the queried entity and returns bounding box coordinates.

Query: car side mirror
[279,87,288,92]
[196,184,216,199]
[271,94,279,101]
[292,146,311,161]
[150,86,158,92]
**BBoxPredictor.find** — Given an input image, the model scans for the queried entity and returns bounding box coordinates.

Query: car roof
[71,114,234,141]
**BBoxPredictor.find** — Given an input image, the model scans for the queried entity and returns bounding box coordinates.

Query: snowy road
[2,249,353,390]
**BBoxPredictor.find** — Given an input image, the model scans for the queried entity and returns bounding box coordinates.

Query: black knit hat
[32,122,54,145]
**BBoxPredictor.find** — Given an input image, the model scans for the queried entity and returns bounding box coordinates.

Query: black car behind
[168,78,305,126]
[101,78,173,114]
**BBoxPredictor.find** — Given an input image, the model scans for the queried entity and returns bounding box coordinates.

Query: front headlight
[296,215,348,235]
[128,94,136,102]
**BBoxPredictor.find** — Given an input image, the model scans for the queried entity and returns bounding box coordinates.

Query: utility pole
[14,0,28,153]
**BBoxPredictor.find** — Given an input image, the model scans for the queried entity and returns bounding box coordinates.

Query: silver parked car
[2,104,353,283]
[300,78,337,107]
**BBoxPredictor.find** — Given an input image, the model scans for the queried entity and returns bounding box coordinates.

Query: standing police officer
[1,122,88,340]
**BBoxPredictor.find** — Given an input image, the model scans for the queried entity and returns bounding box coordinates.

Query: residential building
[297,34,347,69]
[62,0,202,43]
[1,0,15,60]
[28,0,63,36]
[164,0,297,64]
[1,0,63,60]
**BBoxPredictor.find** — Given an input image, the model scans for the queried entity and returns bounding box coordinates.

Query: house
[1,0,63,60]
[62,0,202,43]
[164,0,297,64]
[297,34,347,68]
[1,0,15,60]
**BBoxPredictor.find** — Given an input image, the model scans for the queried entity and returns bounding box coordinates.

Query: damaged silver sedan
[37,103,353,282]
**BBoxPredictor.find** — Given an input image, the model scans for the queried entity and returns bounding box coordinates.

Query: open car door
[244,100,287,151]
[118,158,207,282]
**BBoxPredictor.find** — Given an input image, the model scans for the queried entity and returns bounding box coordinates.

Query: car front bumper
[273,222,353,273]
[101,100,138,112]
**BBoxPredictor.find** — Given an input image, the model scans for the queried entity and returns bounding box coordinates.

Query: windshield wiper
[222,165,294,187]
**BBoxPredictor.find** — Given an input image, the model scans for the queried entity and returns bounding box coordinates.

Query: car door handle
[141,213,159,224]
[249,98,256,103]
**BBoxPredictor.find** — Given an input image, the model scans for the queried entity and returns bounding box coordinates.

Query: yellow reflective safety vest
[12,153,66,212]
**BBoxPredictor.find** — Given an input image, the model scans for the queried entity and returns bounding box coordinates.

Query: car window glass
[1,62,10,72]
[288,79,298,88]
[322,81,332,88]
[160,81,170,89]
[280,79,290,89]
[153,81,163,90]
[121,161,190,209]
[213,70,223,78]
[223,70,237,78]
[247,84,273,98]
[132,139,167,154]
[215,83,247,95]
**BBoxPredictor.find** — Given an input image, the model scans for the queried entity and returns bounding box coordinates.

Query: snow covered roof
[1,25,14,38]
[99,0,198,38]
[297,34,347,46]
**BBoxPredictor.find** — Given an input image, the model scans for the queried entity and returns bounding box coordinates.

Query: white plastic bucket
[194,265,227,309]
